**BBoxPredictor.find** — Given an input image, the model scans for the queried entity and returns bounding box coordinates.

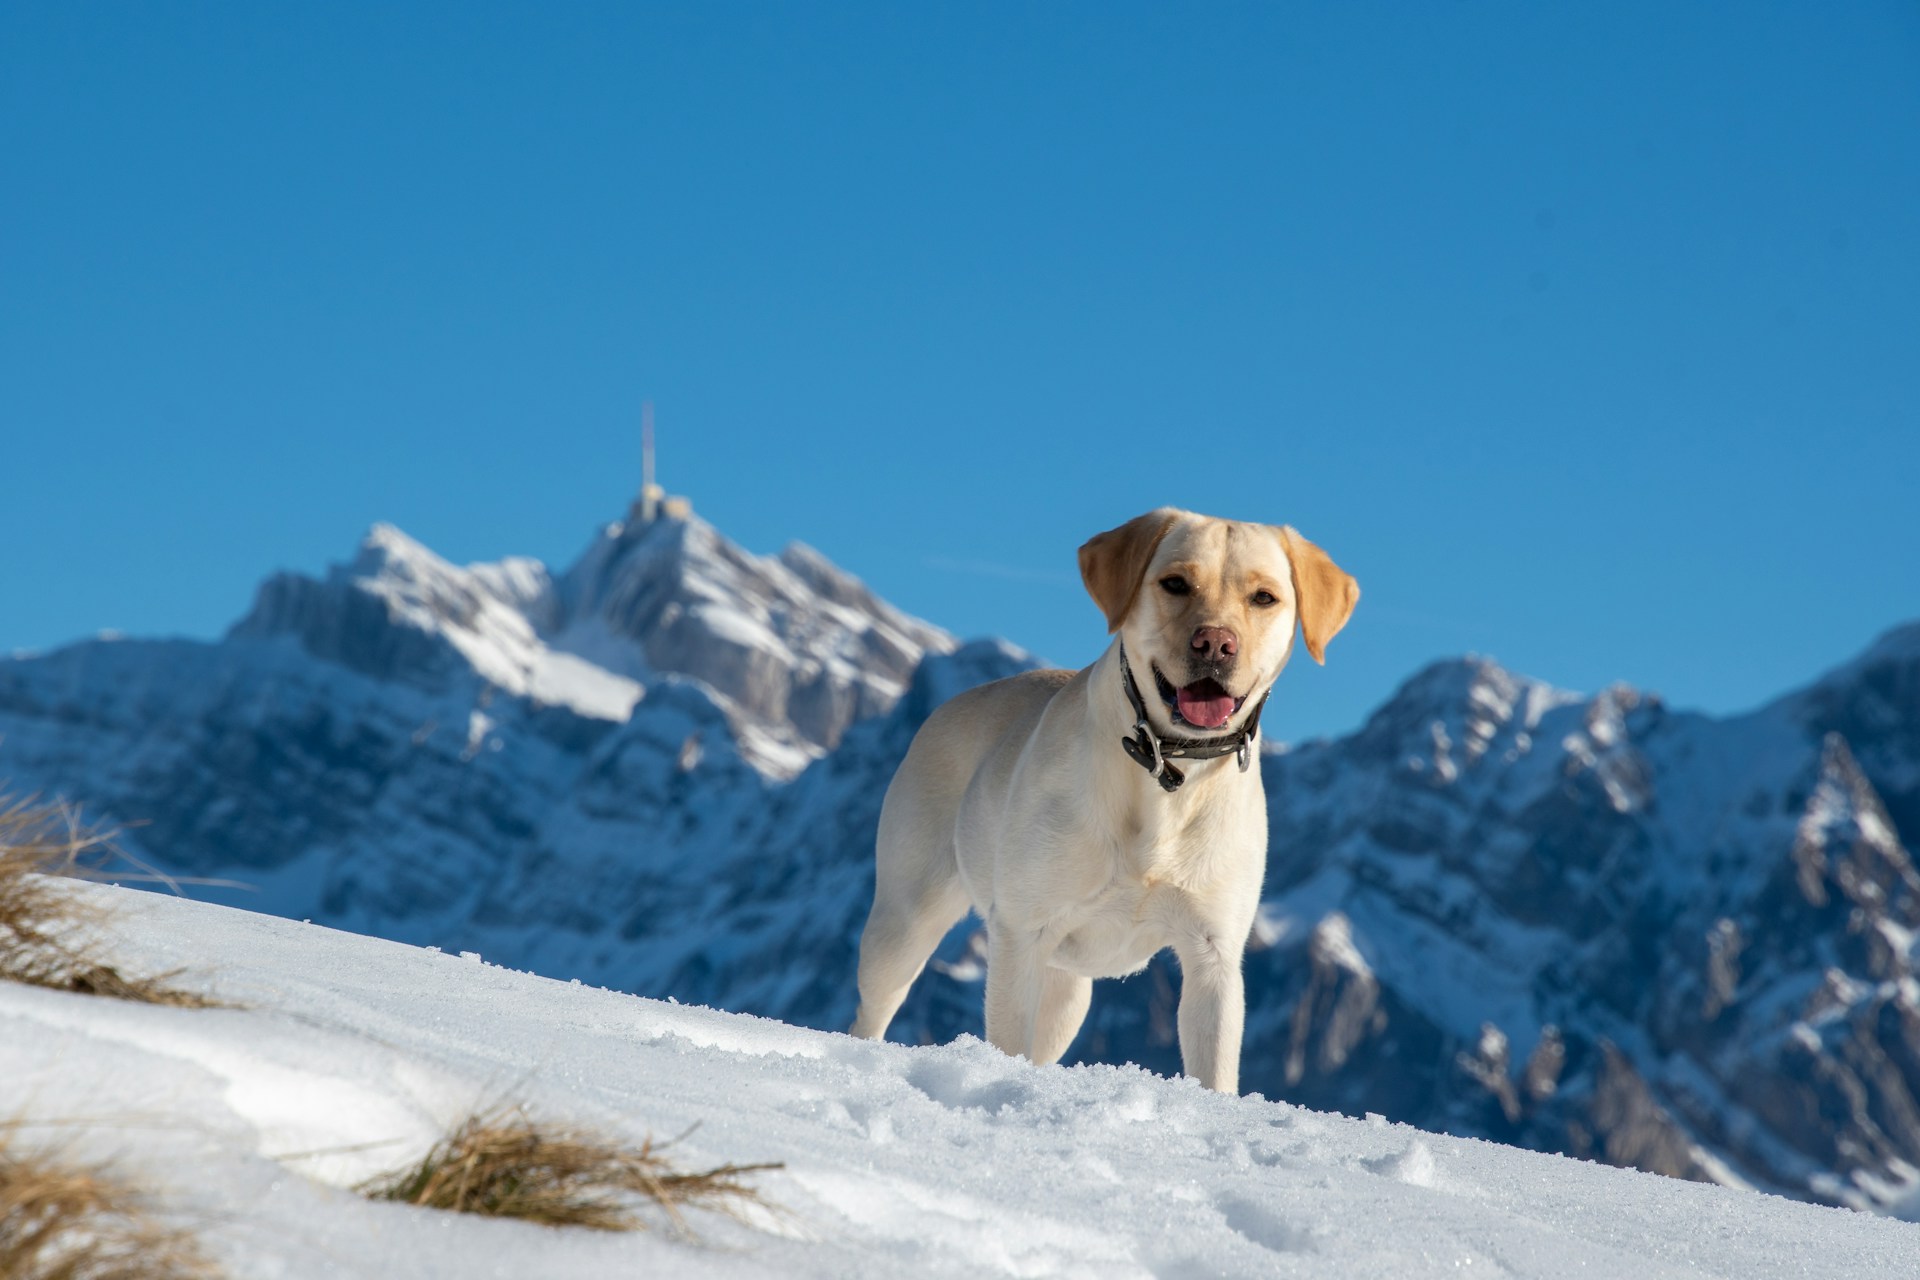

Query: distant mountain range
[3,508,1916,1216]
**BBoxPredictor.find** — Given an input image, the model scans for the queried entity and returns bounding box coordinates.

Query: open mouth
[1151,665,1246,731]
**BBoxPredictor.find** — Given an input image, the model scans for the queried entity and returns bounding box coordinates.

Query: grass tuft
[0,795,216,1007]
[360,1105,782,1235]
[0,1124,219,1280]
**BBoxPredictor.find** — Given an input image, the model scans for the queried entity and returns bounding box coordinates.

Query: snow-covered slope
[5,883,1913,1279]
[3,509,1918,1218]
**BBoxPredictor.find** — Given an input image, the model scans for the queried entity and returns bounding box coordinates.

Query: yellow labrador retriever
[850,508,1358,1093]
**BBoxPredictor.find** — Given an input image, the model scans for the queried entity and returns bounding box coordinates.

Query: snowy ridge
[3,882,1913,1278]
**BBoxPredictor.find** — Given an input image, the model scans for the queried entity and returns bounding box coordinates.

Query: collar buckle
[1137,717,1164,776]
[1117,642,1265,795]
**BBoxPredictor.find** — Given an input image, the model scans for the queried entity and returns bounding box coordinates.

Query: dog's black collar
[1116,642,1268,793]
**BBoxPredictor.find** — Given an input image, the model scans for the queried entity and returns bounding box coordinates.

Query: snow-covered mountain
[2,508,1917,1217]
[230,512,952,776]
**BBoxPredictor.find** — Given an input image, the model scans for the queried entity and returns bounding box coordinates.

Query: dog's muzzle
[1120,644,1268,793]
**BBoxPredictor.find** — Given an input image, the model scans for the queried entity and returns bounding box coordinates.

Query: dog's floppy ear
[1277,526,1359,664]
[1079,509,1179,633]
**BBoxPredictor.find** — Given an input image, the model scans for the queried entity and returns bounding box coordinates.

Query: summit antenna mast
[639,401,660,522]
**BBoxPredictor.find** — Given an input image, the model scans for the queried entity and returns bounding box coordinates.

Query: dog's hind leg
[850,857,969,1042]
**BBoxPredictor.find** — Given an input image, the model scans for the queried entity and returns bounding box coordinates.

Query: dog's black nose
[1191,627,1238,663]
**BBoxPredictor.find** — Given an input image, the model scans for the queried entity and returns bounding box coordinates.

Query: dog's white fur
[850,509,1358,1092]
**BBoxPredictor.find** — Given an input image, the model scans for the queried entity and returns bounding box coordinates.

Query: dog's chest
[1048,881,1172,979]
[1046,833,1224,979]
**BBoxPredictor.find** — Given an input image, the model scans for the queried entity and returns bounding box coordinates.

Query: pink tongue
[1176,685,1235,729]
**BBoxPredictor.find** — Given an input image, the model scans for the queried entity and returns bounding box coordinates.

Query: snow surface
[4,885,1914,1278]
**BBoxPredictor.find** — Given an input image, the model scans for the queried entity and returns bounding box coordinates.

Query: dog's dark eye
[1251,589,1278,607]
[1159,576,1191,596]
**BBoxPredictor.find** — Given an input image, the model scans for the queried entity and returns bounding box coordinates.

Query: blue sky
[3,3,1916,742]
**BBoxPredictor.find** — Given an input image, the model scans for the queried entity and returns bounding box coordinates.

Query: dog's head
[1078,508,1359,733]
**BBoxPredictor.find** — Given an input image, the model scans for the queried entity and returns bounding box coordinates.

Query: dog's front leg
[1173,930,1246,1094]
[1030,966,1093,1065]
[984,913,1047,1060]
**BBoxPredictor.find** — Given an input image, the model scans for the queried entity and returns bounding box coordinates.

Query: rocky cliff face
[2,513,1916,1216]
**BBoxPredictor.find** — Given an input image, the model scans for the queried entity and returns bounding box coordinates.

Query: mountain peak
[1361,654,1579,739]
[549,511,953,766]
[353,520,433,563]
[229,509,955,776]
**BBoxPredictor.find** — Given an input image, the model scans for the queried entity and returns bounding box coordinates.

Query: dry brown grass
[0,795,216,1007]
[360,1105,782,1236]
[0,1125,218,1280]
